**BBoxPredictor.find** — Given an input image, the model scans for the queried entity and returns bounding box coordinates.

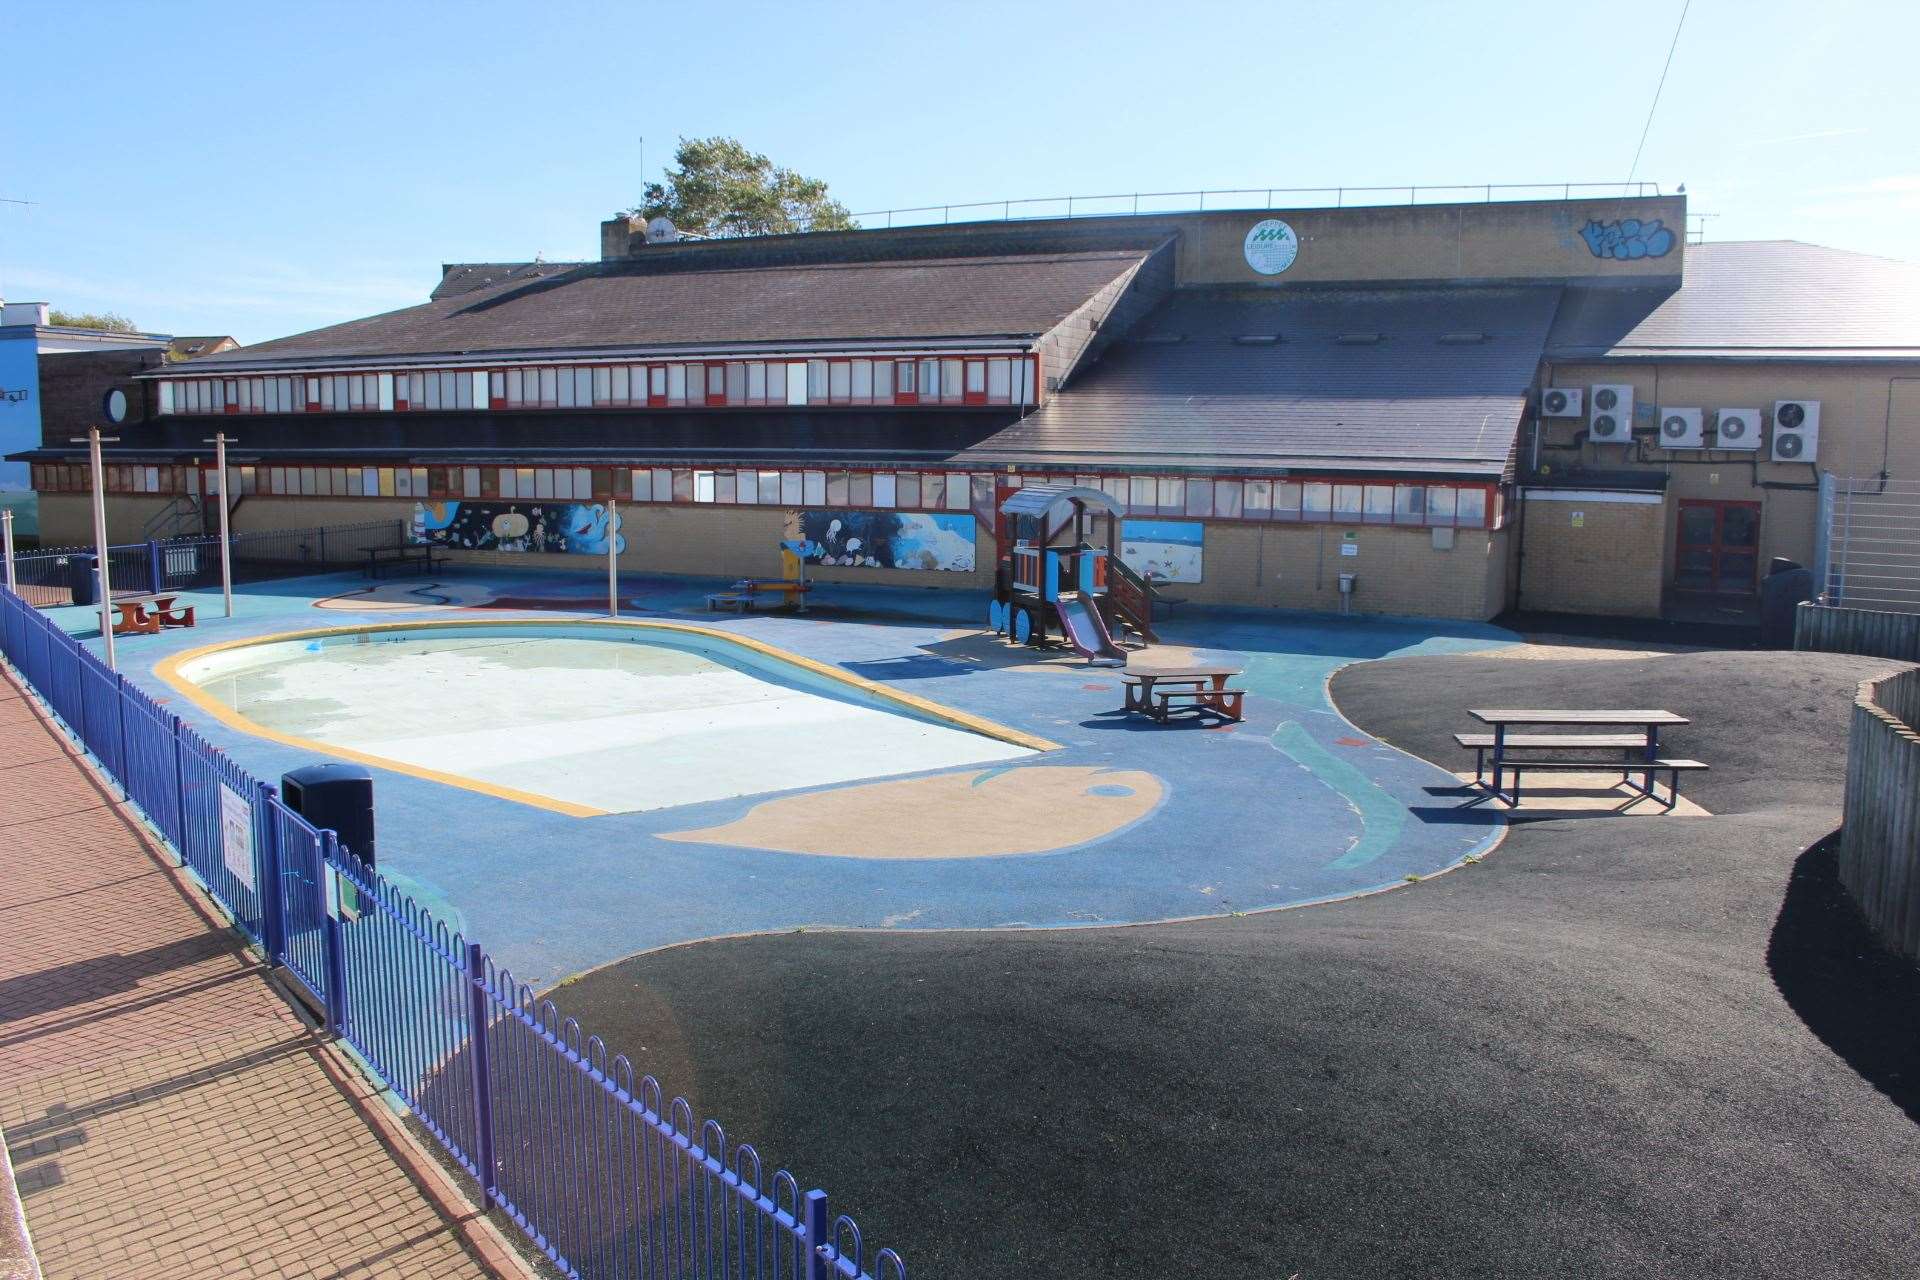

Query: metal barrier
[1818,474,1920,614]
[10,520,404,607]
[0,584,904,1280]
[847,180,1666,228]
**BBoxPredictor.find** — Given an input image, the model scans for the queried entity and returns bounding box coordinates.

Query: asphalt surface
[552,648,1920,1279]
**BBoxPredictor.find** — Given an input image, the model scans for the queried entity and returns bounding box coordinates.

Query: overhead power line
[1626,0,1692,188]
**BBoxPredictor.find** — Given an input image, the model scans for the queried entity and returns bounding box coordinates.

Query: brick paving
[0,667,511,1279]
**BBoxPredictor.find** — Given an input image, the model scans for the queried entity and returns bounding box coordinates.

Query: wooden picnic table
[1119,665,1245,722]
[112,594,195,635]
[1467,708,1690,802]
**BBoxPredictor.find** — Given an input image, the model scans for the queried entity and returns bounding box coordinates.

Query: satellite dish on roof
[645,217,680,244]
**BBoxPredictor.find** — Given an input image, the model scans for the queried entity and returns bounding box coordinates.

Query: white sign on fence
[219,782,256,892]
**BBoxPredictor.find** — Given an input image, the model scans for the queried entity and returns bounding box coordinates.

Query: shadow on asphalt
[1767,833,1920,1126]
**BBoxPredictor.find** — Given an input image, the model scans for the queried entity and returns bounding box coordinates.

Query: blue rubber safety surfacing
[51,568,1517,986]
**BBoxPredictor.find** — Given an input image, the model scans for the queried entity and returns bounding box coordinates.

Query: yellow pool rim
[152,617,1060,818]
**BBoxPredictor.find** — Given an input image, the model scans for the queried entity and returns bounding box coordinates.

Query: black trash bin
[281,764,376,867]
[67,553,97,606]
[1759,558,1814,649]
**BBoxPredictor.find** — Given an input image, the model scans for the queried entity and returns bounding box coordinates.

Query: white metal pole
[88,427,116,670]
[214,433,233,617]
[607,498,619,618]
[2,507,15,595]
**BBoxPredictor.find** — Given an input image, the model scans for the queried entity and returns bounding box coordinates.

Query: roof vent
[1439,330,1488,344]
[1232,334,1281,346]
[1334,332,1382,345]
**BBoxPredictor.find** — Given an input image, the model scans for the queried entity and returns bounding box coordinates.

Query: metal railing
[10,520,403,608]
[848,181,1665,229]
[1818,474,1920,613]
[0,584,904,1280]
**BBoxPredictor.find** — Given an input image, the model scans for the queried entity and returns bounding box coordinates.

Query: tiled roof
[1550,241,1920,360]
[959,286,1560,476]
[190,249,1154,367]
[430,262,586,300]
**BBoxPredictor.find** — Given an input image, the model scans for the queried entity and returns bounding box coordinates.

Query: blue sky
[5,0,1916,344]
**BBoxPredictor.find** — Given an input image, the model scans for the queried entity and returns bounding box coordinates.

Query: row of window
[156,355,1042,416]
[29,463,1496,529]
[1058,474,1492,527]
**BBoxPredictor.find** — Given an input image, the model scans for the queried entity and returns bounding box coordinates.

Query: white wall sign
[219,782,256,893]
[1340,542,1358,556]
[1243,219,1300,275]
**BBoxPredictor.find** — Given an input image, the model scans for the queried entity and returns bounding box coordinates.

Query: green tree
[48,309,140,333]
[627,136,854,239]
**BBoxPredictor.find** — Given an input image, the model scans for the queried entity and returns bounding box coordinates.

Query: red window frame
[893,360,918,406]
[962,359,988,406]
[647,365,668,408]
[488,369,506,411]
[702,364,726,407]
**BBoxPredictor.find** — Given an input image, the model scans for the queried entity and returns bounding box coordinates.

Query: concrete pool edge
[152,617,1060,818]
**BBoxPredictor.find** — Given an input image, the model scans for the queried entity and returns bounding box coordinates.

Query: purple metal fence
[0,584,905,1280]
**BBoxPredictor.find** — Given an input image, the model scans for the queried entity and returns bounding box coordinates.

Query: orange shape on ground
[660,766,1164,859]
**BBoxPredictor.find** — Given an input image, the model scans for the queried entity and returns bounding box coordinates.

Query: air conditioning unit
[1714,407,1762,451]
[1540,386,1584,417]
[1771,399,1821,462]
[1588,383,1635,443]
[1658,407,1705,449]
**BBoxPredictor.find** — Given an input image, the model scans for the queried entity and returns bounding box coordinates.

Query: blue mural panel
[411,501,625,555]
[1121,519,1203,584]
[795,511,976,571]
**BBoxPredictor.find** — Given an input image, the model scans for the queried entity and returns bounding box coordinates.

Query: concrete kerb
[0,1118,41,1280]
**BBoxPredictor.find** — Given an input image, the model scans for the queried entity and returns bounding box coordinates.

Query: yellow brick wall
[36,494,179,546]
[1539,359,1920,581]
[1149,522,1505,620]
[54,494,1517,618]
[111,495,999,590]
[1518,495,1666,617]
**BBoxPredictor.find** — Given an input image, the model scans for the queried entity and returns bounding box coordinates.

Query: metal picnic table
[1468,708,1691,802]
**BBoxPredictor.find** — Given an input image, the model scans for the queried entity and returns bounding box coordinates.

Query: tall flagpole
[607,498,619,618]
[203,433,235,617]
[1,507,15,596]
[73,427,120,669]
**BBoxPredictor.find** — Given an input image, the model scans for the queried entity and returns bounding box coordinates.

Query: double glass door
[1674,500,1760,594]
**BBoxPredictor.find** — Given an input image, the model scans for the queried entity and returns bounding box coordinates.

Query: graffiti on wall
[411,501,625,554]
[1579,217,1676,261]
[1121,519,1203,584]
[791,511,976,571]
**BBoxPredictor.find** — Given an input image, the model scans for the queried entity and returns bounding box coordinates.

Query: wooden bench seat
[1149,687,1246,723]
[1501,757,1708,808]
[1453,733,1649,750]
[1455,732,1652,783]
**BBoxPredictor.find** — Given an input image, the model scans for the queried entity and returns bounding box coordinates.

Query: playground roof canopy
[998,483,1126,520]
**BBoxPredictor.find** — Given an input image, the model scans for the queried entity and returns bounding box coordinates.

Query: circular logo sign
[102,388,128,423]
[1243,219,1299,275]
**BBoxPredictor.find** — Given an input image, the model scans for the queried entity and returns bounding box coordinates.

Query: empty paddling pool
[161,620,1042,816]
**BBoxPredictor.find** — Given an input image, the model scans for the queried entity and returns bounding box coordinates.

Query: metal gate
[1818,474,1920,613]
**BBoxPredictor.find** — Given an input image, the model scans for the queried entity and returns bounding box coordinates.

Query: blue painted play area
[45,568,1516,987]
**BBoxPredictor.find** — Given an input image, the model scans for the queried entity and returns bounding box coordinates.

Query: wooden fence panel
[1839,667,1920,961]
[1795,602,1920,663]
